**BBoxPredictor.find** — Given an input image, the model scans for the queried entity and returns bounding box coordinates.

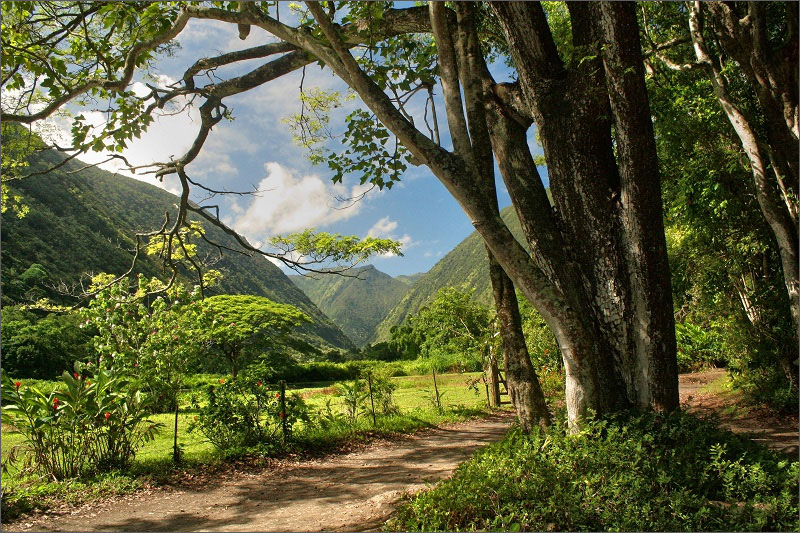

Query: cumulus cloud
[232,161,369,241]
[367,216,413,257]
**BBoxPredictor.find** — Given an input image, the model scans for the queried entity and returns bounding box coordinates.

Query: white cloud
[367,216,413,257]
[232,161,368,241]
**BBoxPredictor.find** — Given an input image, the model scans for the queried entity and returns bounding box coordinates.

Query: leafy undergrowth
[387,410,799,532]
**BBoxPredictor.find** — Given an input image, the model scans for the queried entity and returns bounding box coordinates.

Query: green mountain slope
[373,206,525,341]
[289,264,409,346]
[396,272,424,286]
[1,150,355,352]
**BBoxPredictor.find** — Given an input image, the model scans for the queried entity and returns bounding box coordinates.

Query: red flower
[257,381,262,387]
[279,411,286,419]
[73,372,79,379]
[14,381,21,390]
[275,392,280,398]
[104,412,111,419]
[230,322,235,327]
[53,397,60,409]
[219,378,226,384]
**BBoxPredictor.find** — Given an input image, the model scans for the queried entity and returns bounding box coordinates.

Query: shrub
[189,372,311,451]
[1,363,162,479]
[675,321,726,372]
[388,410,799,532]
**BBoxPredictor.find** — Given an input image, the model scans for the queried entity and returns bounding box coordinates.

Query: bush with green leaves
[388,411,798,532]
[189,372,311,452]
[675,320,726,372]
[1,306,93,379]
[81,273,210,413]
[1,362,162,479]
[337,378,367,425]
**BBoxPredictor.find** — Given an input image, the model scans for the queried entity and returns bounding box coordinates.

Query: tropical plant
[1,362,162,479]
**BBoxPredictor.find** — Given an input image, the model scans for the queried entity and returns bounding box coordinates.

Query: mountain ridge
[2,150,355,353]
[289,264,409,346]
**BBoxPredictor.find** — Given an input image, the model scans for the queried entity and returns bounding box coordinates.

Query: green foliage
[406,287,491,371]
[198,294,311,377]
[337,378,367,424]
[1,363,162,479]
[388,411,799,532]
[335,367,399,425]
[81,274,206,412]
[270,230,402,265]
[517,292,560,371]
[675,321,725,372]
[374,206,525,342]
[1,306,93,379]
[646,12,797,408]
[189,373,309,452]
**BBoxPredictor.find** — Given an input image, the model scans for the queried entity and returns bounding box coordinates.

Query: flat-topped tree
[199,295,310,379]
[1,2,682,430]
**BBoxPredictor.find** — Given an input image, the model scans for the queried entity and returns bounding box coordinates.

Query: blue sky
[58,12,546,277]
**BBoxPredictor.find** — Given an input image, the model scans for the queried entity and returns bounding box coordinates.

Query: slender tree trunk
[690,1,800,332]
[487,251,551,430]
[451,2,551,430]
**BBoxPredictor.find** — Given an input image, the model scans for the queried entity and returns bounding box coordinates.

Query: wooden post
[172,396,180,463]
[483,375,491,408]
[279,380,287,444]
[432,366,441,412]
[487,349,501,408]
[367,372,376,426]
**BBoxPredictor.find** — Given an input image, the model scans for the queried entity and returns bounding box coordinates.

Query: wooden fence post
[279,380,287,443]
[172,397,180,463]
[432,366,441,412]
[487,349,501,408]
[367,372,376,427]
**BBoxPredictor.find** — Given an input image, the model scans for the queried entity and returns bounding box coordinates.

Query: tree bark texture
[490,1,680,422]
[452,2,551,430]
[488,251,552,431]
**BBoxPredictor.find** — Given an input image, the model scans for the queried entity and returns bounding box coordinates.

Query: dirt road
[9,413,514,532]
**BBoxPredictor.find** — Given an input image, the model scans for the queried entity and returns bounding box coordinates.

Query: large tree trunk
[452,3,551,431]
[307,1,679,428]
[490,1,679,418]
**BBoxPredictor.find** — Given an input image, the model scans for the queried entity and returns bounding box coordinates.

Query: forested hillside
[373,206,524,341]
[290,264,409,346]
[1,150,355,352]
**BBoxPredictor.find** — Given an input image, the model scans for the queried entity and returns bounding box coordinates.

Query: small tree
[411,287,491,371]
[199,295,310,378]
[82,273,208,412]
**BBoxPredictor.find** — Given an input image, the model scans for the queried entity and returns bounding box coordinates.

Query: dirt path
[8,413,514,532]
[679,369,799,456]
[7,371,797,532]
